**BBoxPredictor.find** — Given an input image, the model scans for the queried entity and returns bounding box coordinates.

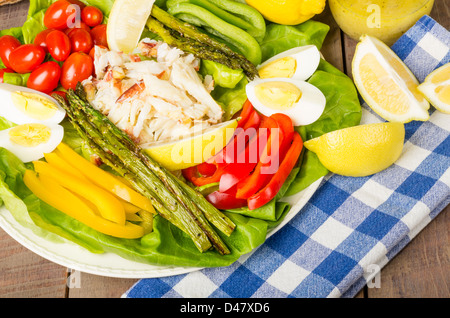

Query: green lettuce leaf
[226,166,300,224]
[286,59,361,196]
[212,77,248,121]
[0,148,68,243]
[0,147,268,267]
[260,20,330,62]
[301,59,362,140]
[0,117,16,130]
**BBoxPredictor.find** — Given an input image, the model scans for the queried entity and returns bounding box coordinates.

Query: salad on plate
[0,0,366,269]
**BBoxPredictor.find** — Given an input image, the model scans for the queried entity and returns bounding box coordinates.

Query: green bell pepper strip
[167,2,262,66]
[3,72,30,86]
[166,0,266,43]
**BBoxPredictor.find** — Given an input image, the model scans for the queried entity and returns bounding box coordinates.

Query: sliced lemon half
[304,122,405,177]
[352,35,430,123]
[143,119,238,171]
[418,63,450,114]
[107,0,156,53]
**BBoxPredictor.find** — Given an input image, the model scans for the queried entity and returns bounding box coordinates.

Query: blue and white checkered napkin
[124,15,450,298]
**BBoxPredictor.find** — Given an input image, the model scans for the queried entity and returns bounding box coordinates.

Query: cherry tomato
[67,0,86,10]
[46,30,71,61]
[90,24,108,48]
[8,44,46,74]
[60,52,94,90]
[44,0,80,30]
[88,44,106,61]
[0,35,21,69]
[68,28,93,54]
[0,68,14,83]
[27,61,61,94]
[89,46,96,60]
[33,29,56,53]
[81,6,103,27]
[64,21,91,36]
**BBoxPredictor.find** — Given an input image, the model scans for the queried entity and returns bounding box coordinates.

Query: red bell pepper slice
[270,113,294,157]
[196,161,217,177]
[236,99,254,129]
[235,116,285,199]
[218,122,270,193]
[247,132,303,210]
[211,110,261,166]
[184,111,262,187]
[206,186,247,210]
[182,164,227,187]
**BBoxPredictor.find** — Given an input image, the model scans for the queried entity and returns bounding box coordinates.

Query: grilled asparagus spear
[75,83,236,237]
[54,90,234,255]
[148,5,258,79]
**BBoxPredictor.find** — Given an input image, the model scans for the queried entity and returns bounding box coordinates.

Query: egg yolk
[11,91,59,121]
[9,123,51,147]
[255,81,302,110]
[258,57,297,79]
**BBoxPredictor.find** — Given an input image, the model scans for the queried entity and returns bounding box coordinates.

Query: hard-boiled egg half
[258,45,321,81]
[0,83,66,162]
[249,45,326,126]
[0,83,66,125]
[0,123,64,162]
[246,78,326,126]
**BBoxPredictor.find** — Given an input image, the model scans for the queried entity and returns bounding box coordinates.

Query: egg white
[0,83,66,125]
[258,45,321,81]
[246,78,326,126]
[0,124,64,162]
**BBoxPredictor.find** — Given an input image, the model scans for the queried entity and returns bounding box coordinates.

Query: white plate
[0,177,323,279]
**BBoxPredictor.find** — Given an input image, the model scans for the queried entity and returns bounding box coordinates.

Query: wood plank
[0,0,28,30]
[67,271,138,298]
[315,2,345,73]
[0,0,69,299]
[368,206,449,298]
[0,0,448,299]
[0,229,68,298]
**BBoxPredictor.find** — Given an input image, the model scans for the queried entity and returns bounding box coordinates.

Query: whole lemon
[246,0,326,25]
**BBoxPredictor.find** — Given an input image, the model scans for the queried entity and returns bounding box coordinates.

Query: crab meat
[83,39,225,145]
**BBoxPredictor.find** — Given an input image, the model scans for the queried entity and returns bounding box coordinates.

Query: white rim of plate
[0,177,323,279]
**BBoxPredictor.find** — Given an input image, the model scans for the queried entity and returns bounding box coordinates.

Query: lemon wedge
[143,119,238,171]
[304,122,405,177]
[106,0,156,53]
[418,63,450,114]
[352,35,430,123]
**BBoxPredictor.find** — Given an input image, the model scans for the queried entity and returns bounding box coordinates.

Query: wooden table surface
[0,0,449,298]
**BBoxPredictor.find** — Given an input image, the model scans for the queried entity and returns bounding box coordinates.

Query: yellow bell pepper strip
[246,0,326,26]
[55,142,155,214]
[120,199,141,214]
[166,0,266,43]
[125,212,144,222]
[33,160,127,225]
[139,210,154,235]
[45,149,154,218]
[23,170,145,239]
[43,152,90,181]
[166,2,262,65]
